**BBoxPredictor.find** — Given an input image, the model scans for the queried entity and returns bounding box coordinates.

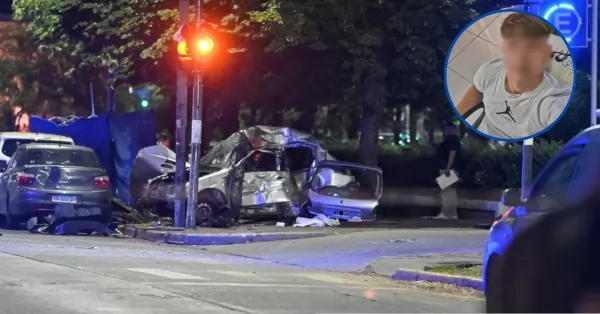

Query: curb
[391,268,483,291]
[120,226,330,245]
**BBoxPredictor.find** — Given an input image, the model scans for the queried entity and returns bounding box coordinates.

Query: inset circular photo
[444,10,576,141]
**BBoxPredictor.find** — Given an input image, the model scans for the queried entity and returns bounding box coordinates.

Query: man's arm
[456,85,483,115]
[445,151,457,173]
[444,137,461,175]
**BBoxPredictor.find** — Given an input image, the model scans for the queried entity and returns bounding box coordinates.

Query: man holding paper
[434,122,462,219]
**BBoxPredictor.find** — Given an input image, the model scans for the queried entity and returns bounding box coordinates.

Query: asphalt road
[0,230,484,314]
[206,228,489,271]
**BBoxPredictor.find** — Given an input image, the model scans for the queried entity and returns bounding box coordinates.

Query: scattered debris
[293,214,340,227]
[275,222,286,227]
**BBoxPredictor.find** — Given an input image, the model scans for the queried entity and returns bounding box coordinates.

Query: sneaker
[432,213,449,219]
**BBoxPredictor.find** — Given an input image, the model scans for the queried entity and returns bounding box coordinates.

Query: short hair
[157,131,171,142]
[500,13,552,39]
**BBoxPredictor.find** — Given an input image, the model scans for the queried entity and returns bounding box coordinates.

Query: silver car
[306,161,382,221]
[0,143,111,229]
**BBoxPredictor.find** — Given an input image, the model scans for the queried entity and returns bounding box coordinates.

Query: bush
[326,139,562,189]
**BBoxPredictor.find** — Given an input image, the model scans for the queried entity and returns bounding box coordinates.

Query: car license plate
[52,195,77,204]
[333,210,349,217]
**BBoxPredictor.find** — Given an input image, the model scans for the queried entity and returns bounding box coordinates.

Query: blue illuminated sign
[542,1,589,48]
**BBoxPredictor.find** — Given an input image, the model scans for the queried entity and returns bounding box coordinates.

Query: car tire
[2,195,21,230]
[485,254,503,312]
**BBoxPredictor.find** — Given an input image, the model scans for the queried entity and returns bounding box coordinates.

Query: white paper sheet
[436,170,459,190]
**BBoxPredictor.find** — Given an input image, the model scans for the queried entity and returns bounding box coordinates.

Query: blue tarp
[29,112,156,205]
[108,111,156,204]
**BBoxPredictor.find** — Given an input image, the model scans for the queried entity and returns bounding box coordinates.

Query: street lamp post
[185,0,204,229]
[174,0,189,228]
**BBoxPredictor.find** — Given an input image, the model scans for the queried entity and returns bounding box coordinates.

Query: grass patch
[425,264,483,279]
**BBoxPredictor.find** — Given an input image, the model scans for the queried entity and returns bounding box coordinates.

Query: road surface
[207,228,488,271]
[0,230,484,313]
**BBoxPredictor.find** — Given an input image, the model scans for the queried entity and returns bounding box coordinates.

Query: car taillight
[16,172,35,186]
[94,176,110,189]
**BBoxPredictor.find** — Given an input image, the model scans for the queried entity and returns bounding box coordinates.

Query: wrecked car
[306,161,382,221]
[131,126,382,225]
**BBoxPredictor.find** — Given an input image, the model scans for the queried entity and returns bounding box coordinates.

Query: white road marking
[128,268,208,280]
[288,273,369,285]
[141,282,403,290]
[207,270,272,279]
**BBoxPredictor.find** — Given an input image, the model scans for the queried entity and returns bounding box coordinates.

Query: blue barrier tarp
[30,115,113,171]
[29,112,156,205]
[108,111,156,204]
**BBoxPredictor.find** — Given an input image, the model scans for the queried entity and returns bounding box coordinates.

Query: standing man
[157,131,172,149]
[435,122,462,219]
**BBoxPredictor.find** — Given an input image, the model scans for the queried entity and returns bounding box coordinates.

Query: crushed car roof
[200,126,327,168]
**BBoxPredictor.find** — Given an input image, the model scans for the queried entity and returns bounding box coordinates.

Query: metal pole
[107,71,115,113]
[185,0,203,228]
[520,1,538,199]
[592,0,598,126]
[173,0,189,228]
[521,138,534,198]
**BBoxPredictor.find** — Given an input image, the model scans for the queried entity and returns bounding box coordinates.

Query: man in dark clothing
[157,131,172,149]
[434,122,462,219]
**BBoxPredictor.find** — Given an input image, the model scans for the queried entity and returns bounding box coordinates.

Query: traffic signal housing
[175,21,217,71]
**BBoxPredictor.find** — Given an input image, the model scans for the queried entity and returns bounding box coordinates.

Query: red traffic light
[196,37,214,55]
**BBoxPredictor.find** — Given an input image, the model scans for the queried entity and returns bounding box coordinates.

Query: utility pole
[520,1,540,198]
[592,0,598,126]
[185,0,203,228]
[173,0,189,228]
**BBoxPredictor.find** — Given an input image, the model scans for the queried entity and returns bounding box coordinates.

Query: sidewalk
[118,224,343,245]
[365,253,484,291]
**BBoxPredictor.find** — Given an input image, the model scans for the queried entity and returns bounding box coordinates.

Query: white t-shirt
[474,58,572,139]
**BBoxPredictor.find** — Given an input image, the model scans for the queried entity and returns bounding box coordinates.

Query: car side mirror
[501,188,522,207]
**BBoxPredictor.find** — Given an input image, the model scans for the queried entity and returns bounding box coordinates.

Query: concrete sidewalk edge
[391,268,483,291]
[120,226,330,245]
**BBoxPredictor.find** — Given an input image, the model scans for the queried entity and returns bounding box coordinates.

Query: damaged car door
[305,161,382,221]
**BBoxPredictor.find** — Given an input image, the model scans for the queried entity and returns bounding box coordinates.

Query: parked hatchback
[483,125,600,296]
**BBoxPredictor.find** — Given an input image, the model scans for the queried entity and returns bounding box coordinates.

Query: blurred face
[501,36,551,79]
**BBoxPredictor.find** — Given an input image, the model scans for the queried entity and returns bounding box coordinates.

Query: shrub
[326,139,562,189]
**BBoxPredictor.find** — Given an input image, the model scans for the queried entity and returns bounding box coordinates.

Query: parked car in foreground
[0,143,111,229]
[482,125,600,296]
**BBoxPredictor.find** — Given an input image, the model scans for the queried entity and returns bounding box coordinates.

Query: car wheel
[485,254,503,312]
[2,195,21,230]
[195,196,223,225]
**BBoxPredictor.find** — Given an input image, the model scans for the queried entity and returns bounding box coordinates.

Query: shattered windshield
[310,165,381,199]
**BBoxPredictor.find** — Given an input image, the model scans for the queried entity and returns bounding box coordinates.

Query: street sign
[542,1,589,48]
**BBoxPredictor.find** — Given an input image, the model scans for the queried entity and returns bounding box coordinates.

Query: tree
[0,20,105,117]
[247,0,511,165]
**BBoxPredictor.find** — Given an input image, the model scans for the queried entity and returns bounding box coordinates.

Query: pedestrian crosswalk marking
[128,268,208,280]
[208,270,272,279]
[288,273,369,285]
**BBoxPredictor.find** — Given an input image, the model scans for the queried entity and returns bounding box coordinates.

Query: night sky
[0,0,12,14]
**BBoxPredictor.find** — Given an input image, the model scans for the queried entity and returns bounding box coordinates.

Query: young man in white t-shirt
[456,13,572,139]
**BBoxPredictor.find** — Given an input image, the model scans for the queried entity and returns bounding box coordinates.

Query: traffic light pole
[173,0,189,228]
[185,0,203,229]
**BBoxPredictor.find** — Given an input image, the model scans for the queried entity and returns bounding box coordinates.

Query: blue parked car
[483,125,600,295]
